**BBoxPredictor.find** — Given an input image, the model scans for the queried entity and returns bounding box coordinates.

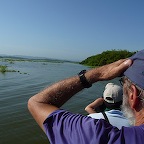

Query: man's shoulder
[88,112,104,119]
[106,110,123,115]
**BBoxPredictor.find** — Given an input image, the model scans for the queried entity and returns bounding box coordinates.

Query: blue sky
[0,0,144,61]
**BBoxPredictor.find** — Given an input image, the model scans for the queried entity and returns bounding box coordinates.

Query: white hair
[121,76,144,125]
[121,92,135,125]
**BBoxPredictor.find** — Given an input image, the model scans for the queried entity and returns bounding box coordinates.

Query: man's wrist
[78,70,92,88]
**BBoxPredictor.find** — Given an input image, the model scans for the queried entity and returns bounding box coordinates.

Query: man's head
[121,49,144,125]
[103,83,123,109]
[124,49,144,89]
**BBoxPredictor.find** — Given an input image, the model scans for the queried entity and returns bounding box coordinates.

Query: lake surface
[0,61,121,144]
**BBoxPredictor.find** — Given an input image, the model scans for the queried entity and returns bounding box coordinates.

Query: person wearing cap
[85,83,131,129]
[28,50,144,144]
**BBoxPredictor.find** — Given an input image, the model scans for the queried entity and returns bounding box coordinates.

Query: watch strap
[78,70,92,88]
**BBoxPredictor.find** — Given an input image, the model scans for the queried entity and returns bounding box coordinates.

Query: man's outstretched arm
[28,59,132,131]
[85,98,104,114]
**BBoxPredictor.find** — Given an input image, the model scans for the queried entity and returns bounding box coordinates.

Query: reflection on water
[0,61,120,144]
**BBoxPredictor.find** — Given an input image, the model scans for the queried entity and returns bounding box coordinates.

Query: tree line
[79,50,136,66]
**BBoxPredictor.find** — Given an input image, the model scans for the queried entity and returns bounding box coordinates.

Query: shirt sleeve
[43,109,120,144]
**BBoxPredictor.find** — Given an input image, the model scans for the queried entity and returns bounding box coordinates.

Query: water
[0,61,120,144]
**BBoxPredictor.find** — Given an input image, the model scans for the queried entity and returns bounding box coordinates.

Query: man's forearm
[34,76,84,107]
[31,68,100,108]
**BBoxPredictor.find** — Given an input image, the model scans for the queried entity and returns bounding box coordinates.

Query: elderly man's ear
[129,85,142,112]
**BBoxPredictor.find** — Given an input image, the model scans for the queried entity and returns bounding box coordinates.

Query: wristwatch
[78,70,92,88]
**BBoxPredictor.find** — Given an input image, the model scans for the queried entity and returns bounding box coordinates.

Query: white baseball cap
[103,83,123,104]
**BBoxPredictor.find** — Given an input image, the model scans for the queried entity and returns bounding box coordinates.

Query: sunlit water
[0,61,120,144]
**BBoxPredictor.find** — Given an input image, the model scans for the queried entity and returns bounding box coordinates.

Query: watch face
[79,70,86,75]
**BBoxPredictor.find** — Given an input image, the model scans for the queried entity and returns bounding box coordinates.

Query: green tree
[80,49,136,66]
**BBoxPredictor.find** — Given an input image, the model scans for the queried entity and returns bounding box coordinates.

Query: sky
[0,0,144,61]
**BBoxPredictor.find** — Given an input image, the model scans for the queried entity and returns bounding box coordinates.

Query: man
[85,83,131,129]
[28,49,144,144]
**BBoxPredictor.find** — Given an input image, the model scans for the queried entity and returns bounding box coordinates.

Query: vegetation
[0,65,7,73]
[0,56,75,63]
[0,55,77,74]
[80,50,136,66]
[0,65,17,73]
